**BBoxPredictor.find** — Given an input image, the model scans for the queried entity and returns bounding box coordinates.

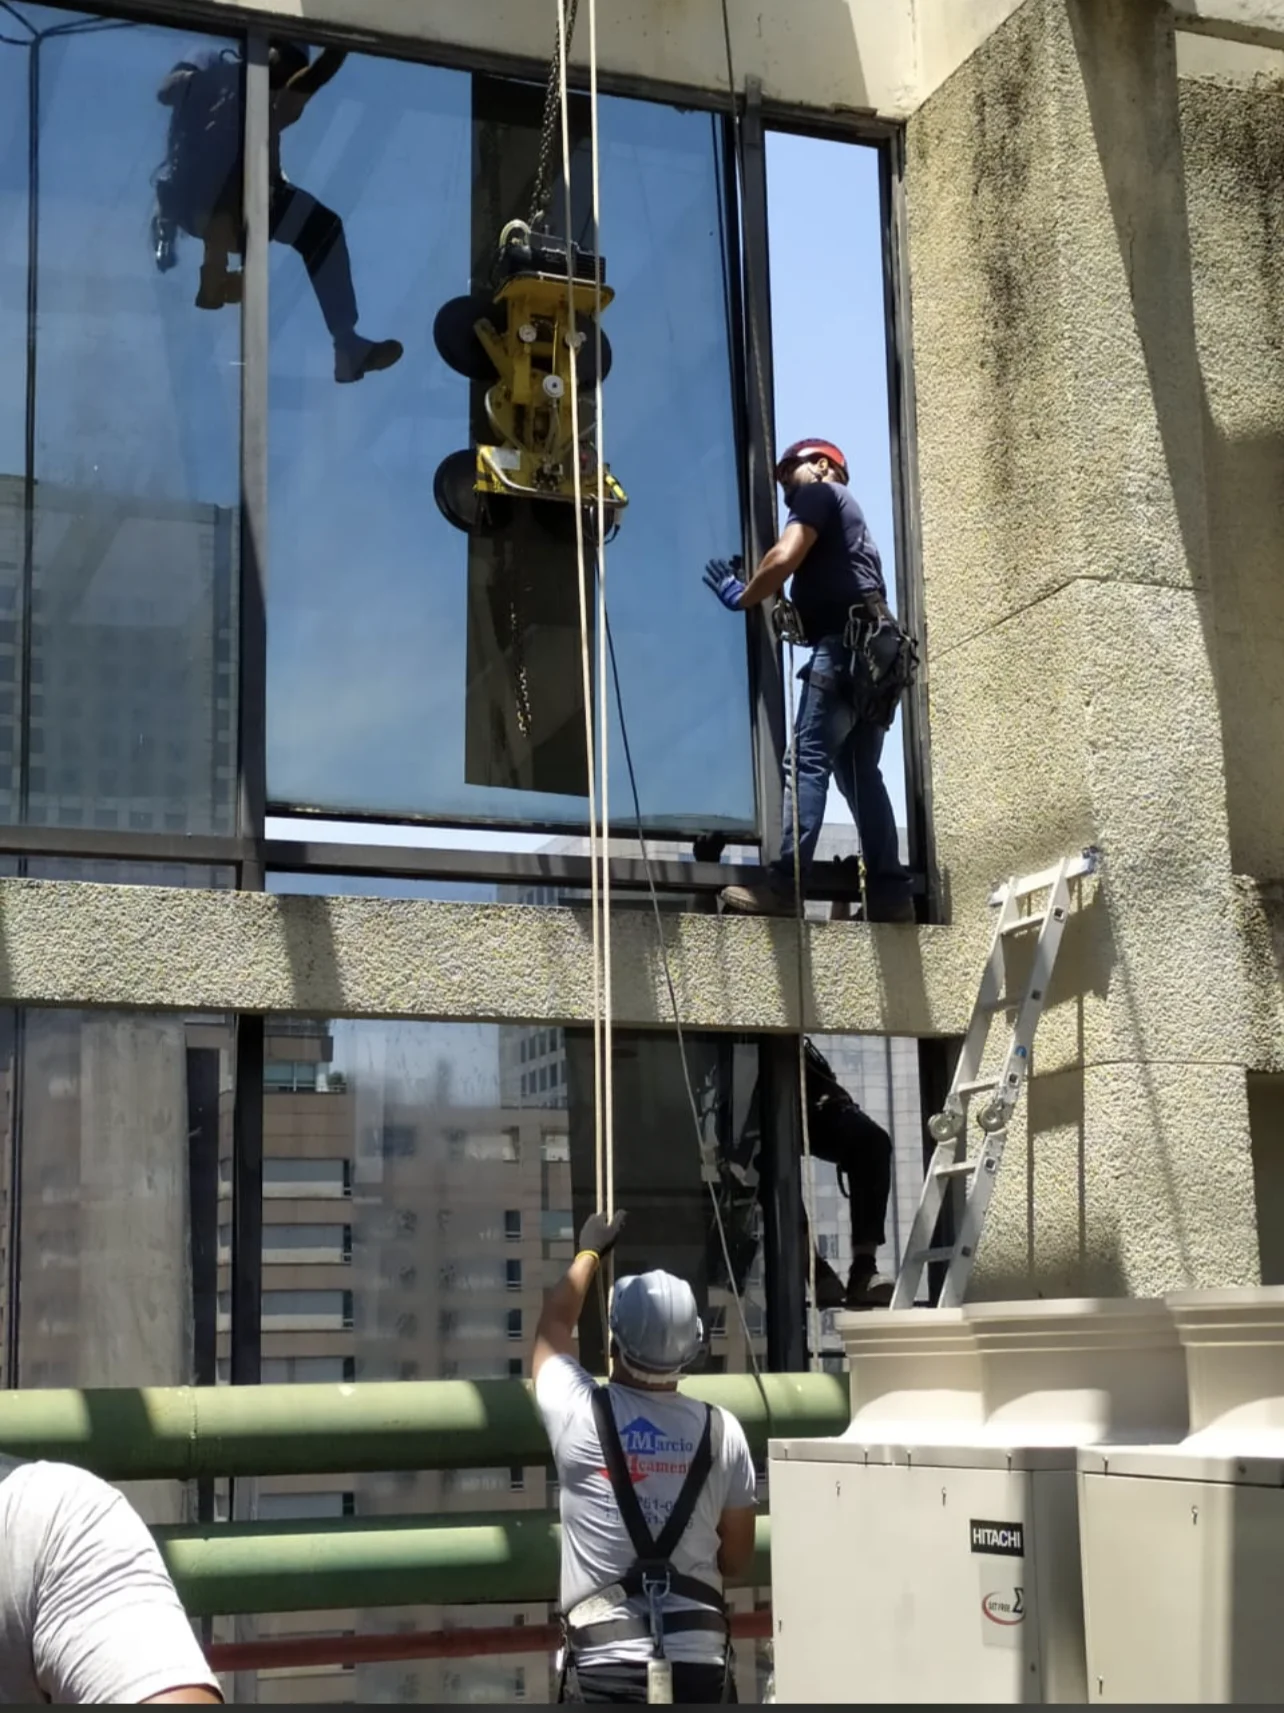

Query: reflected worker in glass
[152,39,403,384]
[702,438,915,923]
[801,1038,894,1310]
[713,1038,894,1313]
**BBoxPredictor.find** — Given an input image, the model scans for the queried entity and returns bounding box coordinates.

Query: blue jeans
[770,636,910,903]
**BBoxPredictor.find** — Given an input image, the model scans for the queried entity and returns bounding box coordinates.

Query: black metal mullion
[17,32,39,830]
[738,78,785,869]
[229,34,269,1403]
[229,1014,263,1385]
[3,1010,24,1390]
[760,1036,806,1373]
[236,30,269,892]
[881,132,938,924]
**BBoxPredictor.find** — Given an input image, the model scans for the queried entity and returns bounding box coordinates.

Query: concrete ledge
[0,878,974,1035]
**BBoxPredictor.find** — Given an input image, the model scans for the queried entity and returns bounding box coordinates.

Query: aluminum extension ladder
[891,847,1101,1310]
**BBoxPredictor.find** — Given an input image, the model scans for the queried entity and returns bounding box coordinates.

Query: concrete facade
[1,0,1282,1400]
[905,0,1284,1298]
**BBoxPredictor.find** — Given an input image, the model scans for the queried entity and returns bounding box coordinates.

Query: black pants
[808,1097,892,1250]
[185,174,359,338]
[562,1661,734,1703]
[267,179,359,337]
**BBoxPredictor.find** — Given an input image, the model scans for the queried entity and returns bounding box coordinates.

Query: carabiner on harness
[641,1564,672,1657]
[770,595,806,647]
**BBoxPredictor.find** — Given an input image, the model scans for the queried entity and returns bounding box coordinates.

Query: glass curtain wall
[0,1005,232,1524]
[220,1016,768,1703]
[264,46,754,838]
[0,7,241,837]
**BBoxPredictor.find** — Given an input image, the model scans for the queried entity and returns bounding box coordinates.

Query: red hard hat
[775,438,848,483]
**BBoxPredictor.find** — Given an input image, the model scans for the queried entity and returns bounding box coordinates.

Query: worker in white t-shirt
[0,1456,222,1705]
[533,1211,757,1704]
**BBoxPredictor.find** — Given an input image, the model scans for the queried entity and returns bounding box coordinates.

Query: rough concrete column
[77,1014,192,1388]
[75,1015,192,1523]
[906,0,1258,1295]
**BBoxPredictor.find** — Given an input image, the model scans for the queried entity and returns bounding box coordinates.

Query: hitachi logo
[970,1520,1024,1556]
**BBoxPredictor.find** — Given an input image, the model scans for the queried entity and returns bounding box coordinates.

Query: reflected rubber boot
[196,259,234,310]
[334,332,404,384]
[845,1256,894,1310]
[813,1256,846,1311]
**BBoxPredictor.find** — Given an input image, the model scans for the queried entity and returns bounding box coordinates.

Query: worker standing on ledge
[703,439,915,923]
[0,1456,222,1703]
[533,1212,757,1704]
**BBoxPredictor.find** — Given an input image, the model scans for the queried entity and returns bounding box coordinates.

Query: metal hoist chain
[508,589,533,739]
[528,0,581,232]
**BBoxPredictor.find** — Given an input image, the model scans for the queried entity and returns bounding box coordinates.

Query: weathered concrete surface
[971,1061,1259,1299]
[1178,69,1284,881]
[142,0,1284,118]
[907,0,1260,1295]
[0,878,974,1037]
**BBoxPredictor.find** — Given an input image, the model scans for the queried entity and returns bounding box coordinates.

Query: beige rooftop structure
[6,0,1278,1311]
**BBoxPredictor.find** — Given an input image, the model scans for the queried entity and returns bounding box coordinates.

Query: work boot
[719,880,797,917]
[845,1256,894,1310]
[334,333,404,384]
[829,854,863,922]
[862,897,916,925]
[196,259,234,310]
[813,1257,846,1311]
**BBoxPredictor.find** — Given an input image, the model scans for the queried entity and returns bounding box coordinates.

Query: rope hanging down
[720,0,822,1371]
[554,0,610,1268]
[550,0,763,1382]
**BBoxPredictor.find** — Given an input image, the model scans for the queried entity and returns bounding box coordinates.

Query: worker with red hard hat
[703,438,915,922]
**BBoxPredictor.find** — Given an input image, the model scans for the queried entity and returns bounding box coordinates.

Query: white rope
[587,0,614,1230]
[556,0,606,1233]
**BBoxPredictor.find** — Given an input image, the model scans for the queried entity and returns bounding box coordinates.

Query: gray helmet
[610,1271,703,1376]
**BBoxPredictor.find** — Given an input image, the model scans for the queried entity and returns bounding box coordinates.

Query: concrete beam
[1172,0,1284,47]
[0,878,975,1037]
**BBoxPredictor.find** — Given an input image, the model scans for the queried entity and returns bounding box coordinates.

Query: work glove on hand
[703,555,746,612]
[578,1209,627,1260]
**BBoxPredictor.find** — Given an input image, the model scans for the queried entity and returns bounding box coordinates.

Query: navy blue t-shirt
[785,481,886,642]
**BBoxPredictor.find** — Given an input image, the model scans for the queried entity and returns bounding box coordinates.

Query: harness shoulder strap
[654,1404,719,1560]
[590,1387,656,1564]
[589,1389,717,1566]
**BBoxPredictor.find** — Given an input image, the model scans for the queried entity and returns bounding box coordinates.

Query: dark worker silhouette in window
[152,39,403,384]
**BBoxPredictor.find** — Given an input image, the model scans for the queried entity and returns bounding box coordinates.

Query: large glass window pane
[1,1006,233,1524]
[231,1016,769,1702]
[266,50,753,837]
[0,9,240,835]
[766,132,909,852]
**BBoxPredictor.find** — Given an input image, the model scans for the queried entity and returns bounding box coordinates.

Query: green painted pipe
[0,1375,846,1481]
[156,1512,773,1618]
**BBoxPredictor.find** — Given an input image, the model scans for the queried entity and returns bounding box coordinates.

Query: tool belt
[842,597,920,730]
[557,1390,732,1703]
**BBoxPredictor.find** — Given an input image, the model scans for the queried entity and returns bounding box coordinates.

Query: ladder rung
[933,1160,976,1178]
[981,994,1016,1012]
[957,1078,998,1098]
[988,848,1099,905]
[908,1246,958,1266]
[1001,910,1048,935]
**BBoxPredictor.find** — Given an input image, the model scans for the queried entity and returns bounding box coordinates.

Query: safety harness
[842,598,920,731]
[559,1390,731,1703]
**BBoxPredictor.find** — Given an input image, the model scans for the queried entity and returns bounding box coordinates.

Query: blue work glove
[703,555,746,612]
